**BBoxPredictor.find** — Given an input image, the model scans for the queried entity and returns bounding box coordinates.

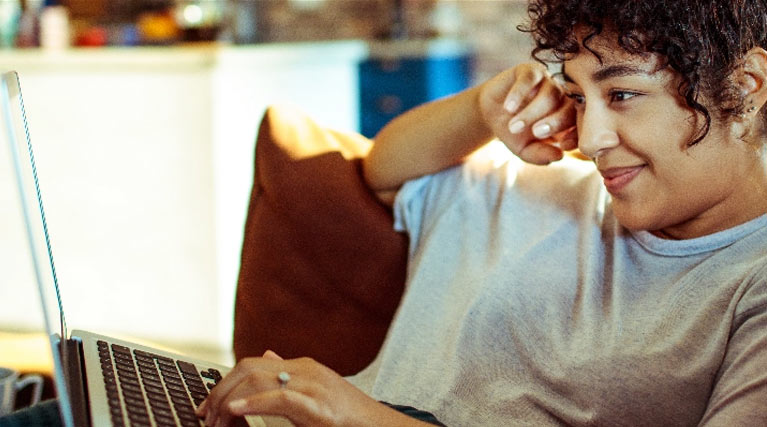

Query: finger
[497,85,570,162]
[517,140,564,165]
[507,81,568,140]
[262,350,284,361]
[481,64,547,114]
[213,371,313,427]
[196,399,208,418]
[228,389,329,427]
[527,97,576,140]
[199,367,242,425]
[204,372,259,427]
[555,126,579,151]
[201,359,277,426]
[502,64,548,114]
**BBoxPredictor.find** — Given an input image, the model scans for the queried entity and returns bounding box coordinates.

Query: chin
[612,206,664,234]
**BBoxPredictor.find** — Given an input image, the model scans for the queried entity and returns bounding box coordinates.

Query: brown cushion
[233,105,408,376]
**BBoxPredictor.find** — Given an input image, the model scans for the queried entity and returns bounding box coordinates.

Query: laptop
[1,71,291,427]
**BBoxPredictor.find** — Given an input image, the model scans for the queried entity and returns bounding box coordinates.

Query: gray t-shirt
[348,149,767,426]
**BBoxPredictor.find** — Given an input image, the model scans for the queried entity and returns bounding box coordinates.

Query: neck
[654,153,767,240]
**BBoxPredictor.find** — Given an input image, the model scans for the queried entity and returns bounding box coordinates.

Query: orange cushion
[233,106,408,376]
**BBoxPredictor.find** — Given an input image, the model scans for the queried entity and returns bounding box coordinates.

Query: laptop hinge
[62,338,91,427]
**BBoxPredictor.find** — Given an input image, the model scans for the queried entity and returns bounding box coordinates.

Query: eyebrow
[562,64,653,84]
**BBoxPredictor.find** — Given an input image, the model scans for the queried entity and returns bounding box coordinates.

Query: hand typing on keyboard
[195,350,433,427]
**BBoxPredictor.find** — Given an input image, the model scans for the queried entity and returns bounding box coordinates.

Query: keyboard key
[177,361,198,375]
[108,404,123,417]
[187,384,208,395]
[121,382,142,394]
[169,393,191,404]
[190,391,207,400]
[159,365,180,376]
[98,340,225,427]
[166,382,187,394]
[106,383,120,395]
[112,350,133,361]
[111,344,131,355]
[141,376,163,389]
[176,408,199,422]
[149,404,174,417]
[117,371,140,384]
[153,414,176,426]
[163,376,184,387]
[143,383,164,395]
[135,358,155,369]
[122,391,145,405]
[154,354,174,363]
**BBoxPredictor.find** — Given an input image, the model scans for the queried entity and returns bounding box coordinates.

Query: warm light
[182,4,204,25]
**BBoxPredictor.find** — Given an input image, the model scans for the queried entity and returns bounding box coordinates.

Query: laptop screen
[1,71,75,427]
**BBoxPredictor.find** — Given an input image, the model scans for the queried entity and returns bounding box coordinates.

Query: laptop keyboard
[97,340,223,427]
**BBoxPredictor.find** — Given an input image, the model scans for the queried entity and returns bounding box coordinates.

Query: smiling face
[562,36,767,239]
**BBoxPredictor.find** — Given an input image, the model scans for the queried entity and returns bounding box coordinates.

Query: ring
[277,371,291,389]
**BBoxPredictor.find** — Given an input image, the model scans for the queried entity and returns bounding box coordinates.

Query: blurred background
[0,0,532,370]
[1,0,531,81]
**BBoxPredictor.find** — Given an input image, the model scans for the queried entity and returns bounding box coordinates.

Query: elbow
[362,153,399,207]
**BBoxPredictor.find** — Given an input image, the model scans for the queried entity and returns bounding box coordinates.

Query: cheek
[620,109,699,160]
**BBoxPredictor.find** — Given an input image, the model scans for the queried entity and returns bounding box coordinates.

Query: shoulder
[736,256,767,316]
[395,143,601,213]
[415,143,599,199]
[392,143,602,233]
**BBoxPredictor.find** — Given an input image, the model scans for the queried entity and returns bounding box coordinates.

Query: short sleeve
[699,268,767,425]
[391,143,517,256]
[393,174,432,232]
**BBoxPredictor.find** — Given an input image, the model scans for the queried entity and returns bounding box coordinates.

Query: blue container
[359,39,474,138]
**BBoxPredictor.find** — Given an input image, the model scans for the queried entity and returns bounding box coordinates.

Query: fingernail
[532,123,551,138]
[509,120,525,134]
[504,98,518,113]
[229,399,247,413]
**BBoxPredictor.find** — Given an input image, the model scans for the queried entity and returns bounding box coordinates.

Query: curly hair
[519,0,767,144]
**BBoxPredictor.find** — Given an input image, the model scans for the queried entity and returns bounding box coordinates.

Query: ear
[738,47,767,118]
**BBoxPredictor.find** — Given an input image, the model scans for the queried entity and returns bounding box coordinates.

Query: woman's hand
[478,62,577,165]
[196,351,428,427]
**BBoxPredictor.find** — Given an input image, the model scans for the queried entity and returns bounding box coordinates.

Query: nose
[576,104,620,159]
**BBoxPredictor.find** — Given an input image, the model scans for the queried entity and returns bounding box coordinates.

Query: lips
[599,165,644,194]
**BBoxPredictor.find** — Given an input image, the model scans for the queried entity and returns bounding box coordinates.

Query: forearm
[362,85,494,195]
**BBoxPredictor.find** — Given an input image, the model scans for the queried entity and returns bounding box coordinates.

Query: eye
[609,90,640,103]
[565,92,585,105]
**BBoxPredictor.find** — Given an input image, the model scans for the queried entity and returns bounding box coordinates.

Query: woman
[199,0,767,425]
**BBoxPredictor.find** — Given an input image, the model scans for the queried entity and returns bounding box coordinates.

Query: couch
[232,105,409,376]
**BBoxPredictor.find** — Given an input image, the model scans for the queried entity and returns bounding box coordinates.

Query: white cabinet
[0,41,365,361]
